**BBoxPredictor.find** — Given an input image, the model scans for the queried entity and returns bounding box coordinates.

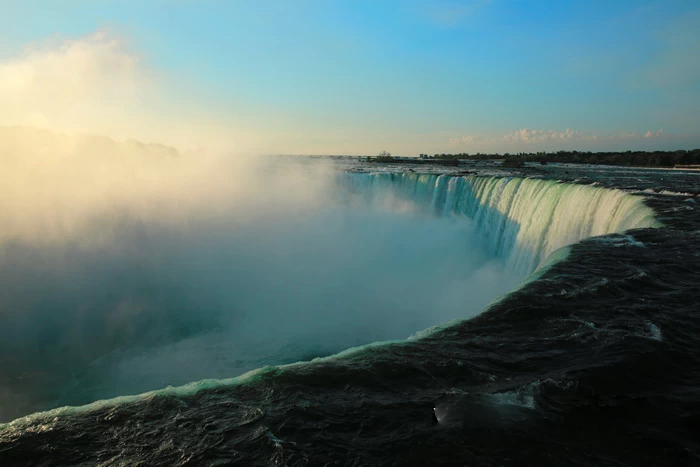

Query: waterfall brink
[339,173,660,274]
[0,168,662,421]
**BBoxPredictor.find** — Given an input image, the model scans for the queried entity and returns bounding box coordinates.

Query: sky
[0,0,698,155]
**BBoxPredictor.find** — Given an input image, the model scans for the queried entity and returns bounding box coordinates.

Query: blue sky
[0,0,698,154]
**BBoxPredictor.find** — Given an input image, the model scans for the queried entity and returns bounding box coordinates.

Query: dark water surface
[2,163,700,466]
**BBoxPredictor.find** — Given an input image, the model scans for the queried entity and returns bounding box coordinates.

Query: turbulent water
[2,163,700,466]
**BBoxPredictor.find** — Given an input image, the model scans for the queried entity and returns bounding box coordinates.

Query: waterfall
[338,173,659,274]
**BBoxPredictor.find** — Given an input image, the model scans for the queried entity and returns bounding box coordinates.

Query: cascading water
[339,172,659,274]
[5,165,700,467]
[0,170,659,422]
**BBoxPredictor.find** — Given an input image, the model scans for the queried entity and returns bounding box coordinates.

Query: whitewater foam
[645,321,663,342]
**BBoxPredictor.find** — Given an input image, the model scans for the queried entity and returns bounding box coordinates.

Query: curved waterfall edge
[0,174,662,429]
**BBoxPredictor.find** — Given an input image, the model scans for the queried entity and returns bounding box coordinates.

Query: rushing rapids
[3,165,700,466]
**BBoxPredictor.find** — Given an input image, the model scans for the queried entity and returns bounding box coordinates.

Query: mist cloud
[0,29,527,421]
[0,30,263,154]
[0,127,522,421]
[0,32,150,135]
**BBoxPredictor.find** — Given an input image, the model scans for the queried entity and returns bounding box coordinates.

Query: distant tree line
[424,149,700,167]
[369,150,395,162]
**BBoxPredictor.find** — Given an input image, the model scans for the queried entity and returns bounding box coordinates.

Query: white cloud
[618,129,665,139]
[447,127,688,152]
[449,128,598,149]
[449,135,478,145]
[0,31,151,133]
[502,128,597,144]
[0,30,261,154]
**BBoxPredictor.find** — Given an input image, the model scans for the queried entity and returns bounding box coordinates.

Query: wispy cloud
[449,135,478,145]
[618,129,665,139]
[449,128,596,147]
[502,128,597,144]
[447,127,686,151]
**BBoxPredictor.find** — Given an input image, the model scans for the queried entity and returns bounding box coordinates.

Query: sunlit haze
[3,3,700,465]
[1,0,699,155]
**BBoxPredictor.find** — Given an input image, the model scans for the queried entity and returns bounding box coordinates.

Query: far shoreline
[361,149,700,170]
